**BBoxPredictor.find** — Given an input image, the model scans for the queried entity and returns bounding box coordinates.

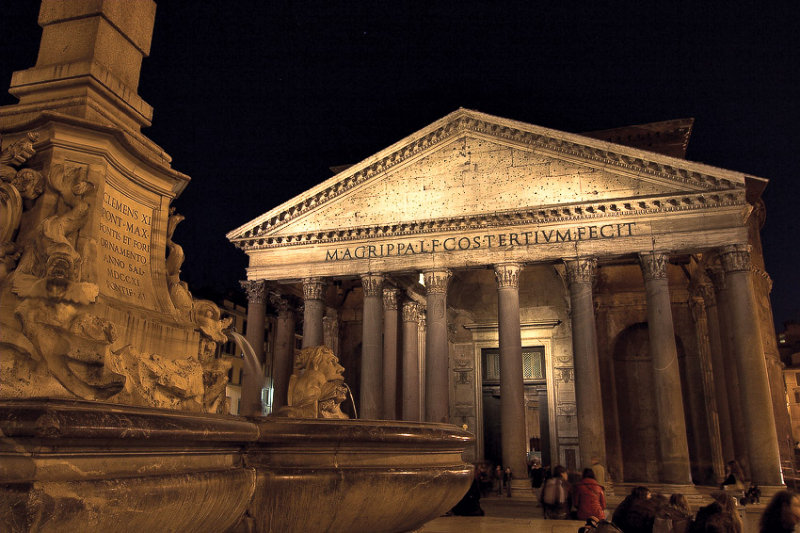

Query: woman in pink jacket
[573,468,606,520]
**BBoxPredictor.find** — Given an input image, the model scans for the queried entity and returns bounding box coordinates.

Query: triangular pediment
[228,109,758,249]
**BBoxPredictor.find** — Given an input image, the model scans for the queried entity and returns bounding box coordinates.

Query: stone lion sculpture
[275,345,349,419]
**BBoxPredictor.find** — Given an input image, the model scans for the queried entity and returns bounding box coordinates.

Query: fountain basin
[0,400,474,532]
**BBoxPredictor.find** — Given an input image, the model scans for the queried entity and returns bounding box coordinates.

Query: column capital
[423,269,452,294]
[564,258,596,286]
[302,277,326,301]
[382,288,399,310]
[360,273,385,297]
[639,252,669,281]
[268,292,292,316]
[240,279,267,304]
[402,301,419,322]
[719,244,752,273]
[493,263,522,289]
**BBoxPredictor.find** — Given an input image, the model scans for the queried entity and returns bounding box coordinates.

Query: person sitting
[540,465,571,519]
[573,468,606,520]
[613,486,657,533]
[691,491,742,533]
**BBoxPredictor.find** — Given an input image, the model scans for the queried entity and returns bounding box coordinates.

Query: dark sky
[2,2,799,329]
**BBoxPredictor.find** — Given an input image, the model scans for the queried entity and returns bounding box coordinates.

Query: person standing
[591,456,607,488]
[504,467,513,497]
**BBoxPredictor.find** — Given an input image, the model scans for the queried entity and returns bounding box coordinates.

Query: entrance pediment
[229,109,755,250]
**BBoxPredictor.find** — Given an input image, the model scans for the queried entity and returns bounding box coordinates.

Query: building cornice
[232,189,746,252]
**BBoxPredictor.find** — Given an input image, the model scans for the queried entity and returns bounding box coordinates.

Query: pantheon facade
[228,109,787,489]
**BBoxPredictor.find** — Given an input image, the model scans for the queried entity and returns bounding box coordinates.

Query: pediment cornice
[232,189,746,252]
[227,109,759,246]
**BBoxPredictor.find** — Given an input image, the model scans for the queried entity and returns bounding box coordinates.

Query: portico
[228,109,786,489]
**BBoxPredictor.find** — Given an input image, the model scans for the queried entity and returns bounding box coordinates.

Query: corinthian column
[240,279,267,416]
[402,301,420,421]
[719,244,784,486]
[424,269,452,424]
[301,277,326,348]
[383,288,400,419]
[639,252,692,484]
[270,293,296,412]
[688,288,725,483]
[564,258,606,471]
[700,276,736,467]
[494,263,528,478]
[360,273,385,419]
[708,266,749,472]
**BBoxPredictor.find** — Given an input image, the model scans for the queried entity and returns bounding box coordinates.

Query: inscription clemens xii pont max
[98,187,154,303]
[325,222,636,261]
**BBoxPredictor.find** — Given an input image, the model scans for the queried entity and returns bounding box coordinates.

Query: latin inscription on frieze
[98,184,155,306]
[325,222,636,261]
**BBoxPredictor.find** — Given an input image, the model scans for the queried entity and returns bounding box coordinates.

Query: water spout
[230,331,266,416]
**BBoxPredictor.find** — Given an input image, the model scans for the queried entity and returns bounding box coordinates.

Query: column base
[506,479,536,500]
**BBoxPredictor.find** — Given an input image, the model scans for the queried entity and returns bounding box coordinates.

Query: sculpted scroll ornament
[639,252,668,281]
[275,346,349,419]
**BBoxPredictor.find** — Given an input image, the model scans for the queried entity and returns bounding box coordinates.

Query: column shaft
[565,259,607,471]
[720,245,784,486]
[360,274,384,419]
[240,280,267,416]
[703,277,736,465]
[383,288,400,419]
[689,291,725,483]
[495,263,528,477]
[711,269,750,473]
[424,269,452,424]
[302,278,326,348]
[402,302,420,421]
[271,295,296,412]
[639,253,692,484]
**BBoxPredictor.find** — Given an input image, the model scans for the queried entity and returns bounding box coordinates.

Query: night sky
[2,2,799,329]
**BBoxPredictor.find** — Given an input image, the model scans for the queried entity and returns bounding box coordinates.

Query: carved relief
[360,273,384,297]
[274,346,349,419]
[639,252,668,281]
[240,279,267,305]
[423,269,452,294]
[382,288,399,310]
[719,244,751,273]
[0,133,45,282]
[402,301,419,322]
[0,147,231,413]
[166,207,193,314]
[302,277,326,301]
[564,258,596,286]
[6,162,125,400]
[493,263,521,289]
[556,368,574,383]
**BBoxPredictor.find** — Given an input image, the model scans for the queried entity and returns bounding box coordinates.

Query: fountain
[0,3,473,531]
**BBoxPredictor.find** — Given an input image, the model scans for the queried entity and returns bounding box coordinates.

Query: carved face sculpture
[317,349,344,383]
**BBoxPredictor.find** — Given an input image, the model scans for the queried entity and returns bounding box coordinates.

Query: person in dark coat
[612,486,656,533]
[759,490,800,533]
[573,468,606,520]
